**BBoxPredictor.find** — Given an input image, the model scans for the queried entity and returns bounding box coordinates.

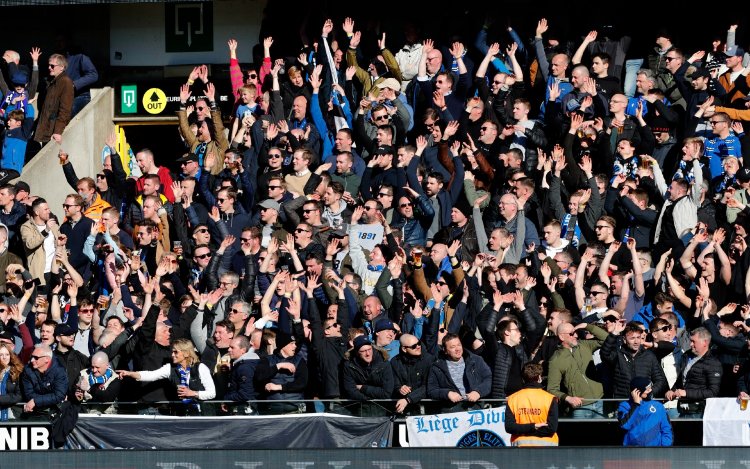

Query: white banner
[406,406,512,447]
[703,397,750,446]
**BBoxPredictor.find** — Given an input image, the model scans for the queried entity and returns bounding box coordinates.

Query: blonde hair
[172,338,199,367]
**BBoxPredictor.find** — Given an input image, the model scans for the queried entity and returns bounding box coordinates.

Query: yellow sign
[142,88,167,114]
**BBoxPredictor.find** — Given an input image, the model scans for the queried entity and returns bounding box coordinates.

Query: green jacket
[546,324,609,404]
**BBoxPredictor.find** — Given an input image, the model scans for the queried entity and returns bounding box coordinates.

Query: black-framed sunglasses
[656,325,673,333]
[399,202,413,208]
[194,253,212,259]
[403,343,421,350]
[325,323,340,330]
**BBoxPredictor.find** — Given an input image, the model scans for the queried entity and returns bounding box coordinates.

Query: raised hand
[349,31,361,49]
[447,239,462,258]
[422,39,434,55]
[263,37,273,54]
[536,18,549,37]
[378,32,387,50]
[227,39,238,53]
[449,42,465,59]
[30,47,42,63]
[342,17,355,35]
[179,83,192,103]
[444,120,460,139]
[322,19,333,37]
[432,90,446,110]
[204,82,216,103]
[548,81,560,101]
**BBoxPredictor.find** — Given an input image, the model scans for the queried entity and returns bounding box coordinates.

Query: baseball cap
[690,67,711,80]
[736,168,750,183]
[727,45,745,58]
[374,318,397,333]
[374,145,394,156]
[630,376,652,393]
[54,323,76,336]
[258,199,281,212]
[376,78,401,91]
[176,153,199,163]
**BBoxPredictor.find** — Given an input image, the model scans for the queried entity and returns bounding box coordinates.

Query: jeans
[624,59,644,97]
[570,400,604,419]
[71,92,91,118]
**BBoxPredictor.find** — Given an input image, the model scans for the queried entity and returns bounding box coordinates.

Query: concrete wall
[21,88,114,216]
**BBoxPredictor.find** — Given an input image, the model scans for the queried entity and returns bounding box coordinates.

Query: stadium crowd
[0,15,750,440]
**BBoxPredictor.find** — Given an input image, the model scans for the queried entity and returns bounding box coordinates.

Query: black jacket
[600,334,668,398]
[53,348,89,397]
[672,350,722,401]
[390,350,436,404]
[295,297,350,398]
[224,351,260,402]
[342,350,394,400]
[491,342,527,399]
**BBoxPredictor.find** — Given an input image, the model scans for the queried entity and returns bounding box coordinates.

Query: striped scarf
[88,367,114,387]
[178,365,193,404]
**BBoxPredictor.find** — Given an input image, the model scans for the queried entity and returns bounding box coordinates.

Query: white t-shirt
[36,224,55,273]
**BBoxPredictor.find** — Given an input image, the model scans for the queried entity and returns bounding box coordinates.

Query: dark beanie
[353,335,371,353]
[630,376,652,393]
[454,197,472,218]
[376,243,395,263]
[276,333,296,351]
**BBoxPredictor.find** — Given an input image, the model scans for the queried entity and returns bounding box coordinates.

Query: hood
[235,349,260,364]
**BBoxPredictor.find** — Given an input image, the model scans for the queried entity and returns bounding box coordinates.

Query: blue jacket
[427,351,492,401]
[20,358,69,411]
[1,109,34,173]
[223,351,260,402]
[617,399,673,446]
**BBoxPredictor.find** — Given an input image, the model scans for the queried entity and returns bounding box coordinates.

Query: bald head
[91,351,110,367]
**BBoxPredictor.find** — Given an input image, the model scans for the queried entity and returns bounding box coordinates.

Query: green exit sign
[121,85,137,114]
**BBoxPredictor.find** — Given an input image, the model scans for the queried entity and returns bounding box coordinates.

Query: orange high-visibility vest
[507,387,559,447]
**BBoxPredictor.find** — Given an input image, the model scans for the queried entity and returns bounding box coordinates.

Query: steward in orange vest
[505,363,559,447]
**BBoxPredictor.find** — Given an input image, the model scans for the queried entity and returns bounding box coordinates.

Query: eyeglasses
[247,73,257,79]
[399,202,413,208]
[664,57,677,62]
[30,355,47,361]
[595,225,610,230]
[656,325,673,333]
[435,280,448,287]
[229,308,244,315]
[480,126,492,131]
[241,237,253,243]
[295,228,311,233]
[378,192,392,198]
[268,185,282,190]
[325,323,340,330]
[302,208,318,213]
[709,121,727,125]
[79,308,95,313]
[195,228,208,234]
[62,204,79,209]
[364,206,377,210]
[196,106,207,111]
[194,253,212,259]
[96,174,106,179]
[403,343,421,350]
[48,64,59,69]
[268,154,282,159]
[373,115,388,121]
[590,291,607,296]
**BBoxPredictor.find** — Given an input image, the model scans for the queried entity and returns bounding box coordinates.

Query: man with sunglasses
[391,187,434,249]
[391,333,436,414]
[28,54,73,157]
[51,323,89,397]
[547,321,609,418]
[21,343,68,417]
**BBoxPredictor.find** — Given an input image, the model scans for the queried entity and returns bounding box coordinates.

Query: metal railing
[4,398,703,420]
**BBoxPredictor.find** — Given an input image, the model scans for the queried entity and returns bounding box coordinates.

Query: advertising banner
[405,406,512,447]
[67,413,391,449]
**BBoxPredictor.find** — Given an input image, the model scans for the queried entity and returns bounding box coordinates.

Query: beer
[413,249,422,265]
[741,398,748,411]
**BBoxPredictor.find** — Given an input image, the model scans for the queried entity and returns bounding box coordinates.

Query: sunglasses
[268,154,282,159]
[96,174,106,179]
[374,115,389,121]
[194,253,212,259]
[30,355,47,361]
[217,198,227,203]
[595,225,610,230]
[295,228,311,233]
[480,126,492,131]
[62,204,79,209]
[378,192,392,197]
[435,281,448,287]
[656,325,673,333]
[240,237,253,243]
[403,343,421,350]
[47,64,58,69]
[302,209,317,213]
[399,202,413,208]
[664,57,677,62]
[247,73,258,79]
[195,228,208,234]
[229,308,244,315]
[196,106,207,111]
[325,322,340,330]
[590,291,607,296]
[79,308,95,313]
